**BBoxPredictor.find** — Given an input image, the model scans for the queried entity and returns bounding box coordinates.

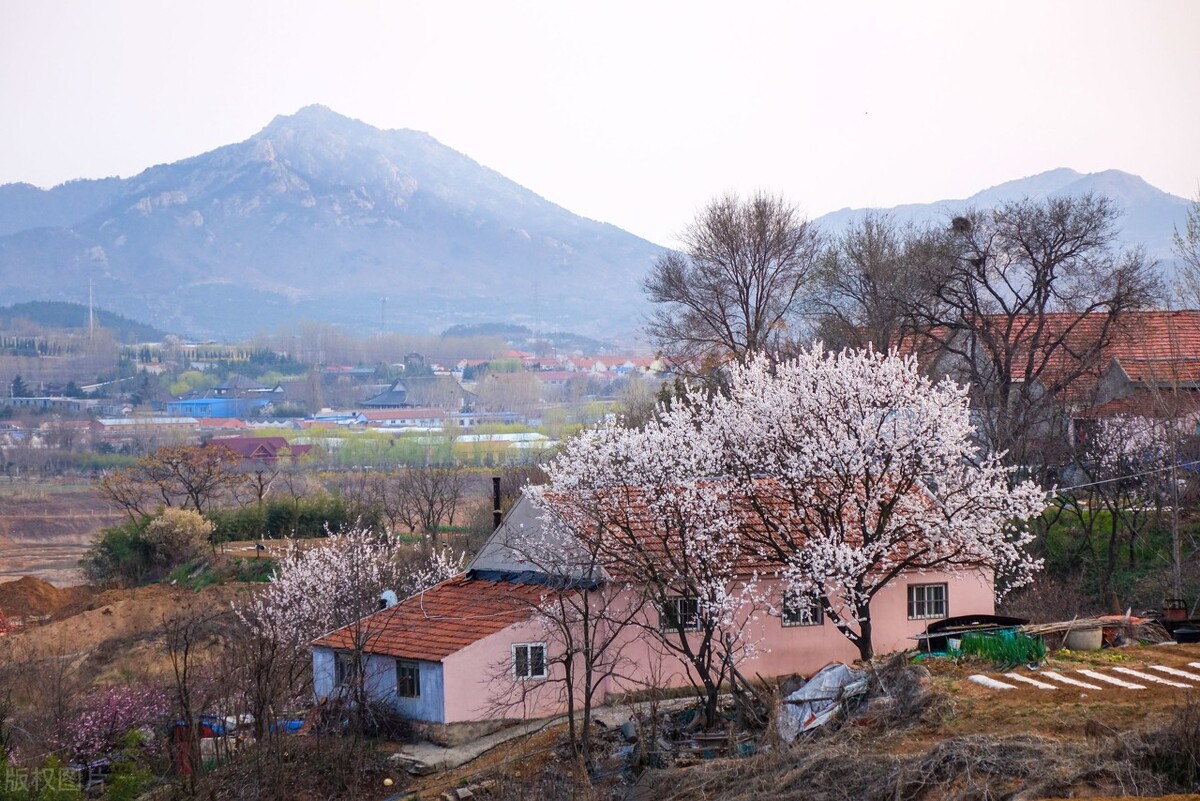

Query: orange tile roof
[311,575,547,661]
[548,477,935,581]
[197,418,249,429]
[899,311,1200,399]
[1077,390,1200,420]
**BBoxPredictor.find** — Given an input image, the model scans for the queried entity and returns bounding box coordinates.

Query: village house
[897,310,1200,457]
[206,435,313,463]
[311,493,994,724]
[361,375,476,412]
[352,408,448,429]
[91,416,200,449]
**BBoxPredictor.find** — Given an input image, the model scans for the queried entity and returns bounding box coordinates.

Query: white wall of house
[312,646,447,723]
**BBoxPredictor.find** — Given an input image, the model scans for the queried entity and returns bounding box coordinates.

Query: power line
[1051,458,1200,495]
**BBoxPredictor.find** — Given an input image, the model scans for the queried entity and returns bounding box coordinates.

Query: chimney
[492,475,503,531]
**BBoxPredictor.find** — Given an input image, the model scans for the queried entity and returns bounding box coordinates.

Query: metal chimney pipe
[492,476,503,531]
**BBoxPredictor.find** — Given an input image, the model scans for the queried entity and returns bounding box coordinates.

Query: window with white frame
[907,583,948,620]
[512,643,547,680]
[396,661,420,698]
[781,594,824,627]
[660,596,701,632]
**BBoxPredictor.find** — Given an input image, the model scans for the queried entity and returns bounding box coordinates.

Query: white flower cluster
[236,526,461,649]
[534,346,1046,650]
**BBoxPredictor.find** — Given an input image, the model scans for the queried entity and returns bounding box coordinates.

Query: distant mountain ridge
[0,106,663,339]
[1,112,1192,341]
[814,168,1192,272]
[0,301,169,342]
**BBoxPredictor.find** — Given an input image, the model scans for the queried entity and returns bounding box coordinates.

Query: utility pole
[88,277,95,341]
[381,296,388,335]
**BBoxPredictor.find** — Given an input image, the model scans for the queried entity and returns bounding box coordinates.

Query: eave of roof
[310,574,551,661]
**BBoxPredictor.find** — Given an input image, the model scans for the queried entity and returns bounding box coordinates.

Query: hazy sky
[2,1,1197,245]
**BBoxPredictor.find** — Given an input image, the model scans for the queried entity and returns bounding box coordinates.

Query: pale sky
[1,0,1197,245]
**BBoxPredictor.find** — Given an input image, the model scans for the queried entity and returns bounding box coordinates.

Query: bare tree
[162,602,229,794]
[389,465,467,546]
[644,191,822,370]
[488,500,645,765]
[1174,192,1200,307]
[95,444,243,521]
[909,193,1161,472]
[814,213,941,350]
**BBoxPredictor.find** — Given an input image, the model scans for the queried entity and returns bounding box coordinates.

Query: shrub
[208,496,358,542]
[80,520,153,587]
[143,509,213,567]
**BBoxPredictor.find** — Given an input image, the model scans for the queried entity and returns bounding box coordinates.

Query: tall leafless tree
[388,465,467,546]
[814,213,941,350]
[487,503,645,767]
[1173,192,1200,307]
[644,191,822,370]
[909,193,1161,473]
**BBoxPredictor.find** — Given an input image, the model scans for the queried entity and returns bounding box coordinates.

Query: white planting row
[967,663,1200,691]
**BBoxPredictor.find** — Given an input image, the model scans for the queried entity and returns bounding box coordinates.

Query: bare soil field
[0,480,122,585]
[0,578,254,685]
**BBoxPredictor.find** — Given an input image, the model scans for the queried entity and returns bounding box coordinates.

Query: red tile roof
[899,311,1200,399]
[208,436,313,461]
[1077,390,1200,420]
[548,477,936,581]
[311,575,547,661]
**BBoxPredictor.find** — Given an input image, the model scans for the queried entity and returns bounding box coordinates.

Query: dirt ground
[0,480,122,585]
[0,579,255,684]
[923,643,1200,742]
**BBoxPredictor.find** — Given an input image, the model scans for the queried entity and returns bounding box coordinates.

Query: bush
[143,509,213,567]
[80,520,153,587]
[208,496,358,542]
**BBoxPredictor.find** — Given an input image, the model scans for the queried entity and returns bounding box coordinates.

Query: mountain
[814,168,1193,274]
[0,301,170,342]
[0,106,664,339]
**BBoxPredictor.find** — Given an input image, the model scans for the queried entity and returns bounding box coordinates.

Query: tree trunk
[855,614,874,662]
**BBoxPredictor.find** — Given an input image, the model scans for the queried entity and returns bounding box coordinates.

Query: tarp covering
[777,662,869,742]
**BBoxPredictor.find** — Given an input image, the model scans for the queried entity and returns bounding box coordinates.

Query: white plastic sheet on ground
[776,662,869,743]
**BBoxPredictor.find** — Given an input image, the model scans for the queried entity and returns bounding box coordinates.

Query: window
[907,583,947,620]
[396,661,420,698]
[333,652,356,687]
[781,595,824,627]
[660,596,701,632]
[513,643,547,680]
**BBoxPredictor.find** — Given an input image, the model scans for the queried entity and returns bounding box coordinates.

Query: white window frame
[660,596,701,632]
[512,642,547,680]
[781,595,824,627]
[396,660,421,698]
[907,583,948,620]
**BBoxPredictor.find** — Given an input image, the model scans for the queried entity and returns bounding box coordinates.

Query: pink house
[311,495,996,724]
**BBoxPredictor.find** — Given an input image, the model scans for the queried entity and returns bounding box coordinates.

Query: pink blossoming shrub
[60,685,171,762]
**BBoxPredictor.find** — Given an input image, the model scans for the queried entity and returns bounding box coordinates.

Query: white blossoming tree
[234,527,460,734]
[533,409,767,729]
[539,345,1045,675]
[1078,414,1177,592]
[708,347,1046,661]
